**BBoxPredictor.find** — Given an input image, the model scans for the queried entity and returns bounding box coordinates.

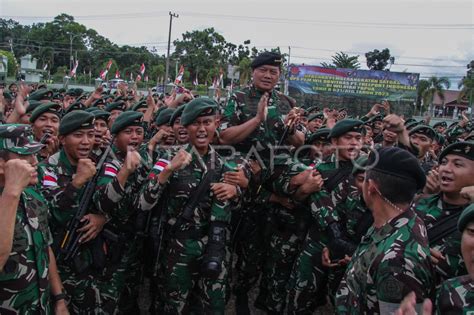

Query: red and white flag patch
[42,170,58,187]
[104,163,119,177]
[153,159,170,172]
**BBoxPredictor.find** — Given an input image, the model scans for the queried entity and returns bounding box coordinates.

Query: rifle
[58,138,115,262]
[427,211,462,245]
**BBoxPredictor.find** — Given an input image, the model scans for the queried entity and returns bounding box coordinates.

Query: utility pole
[284,46,291,95]
[165,11,179,88]
[69,33,81,73]
[468,60,474,119]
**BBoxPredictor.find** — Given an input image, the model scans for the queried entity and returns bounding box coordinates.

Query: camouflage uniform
[335,208,434,314]
[93,144,152,313]
[0,187,53,315]
[435,275,474,314]
[415,194,468,283]
[221,85,296,304]
[137,144,234,314]
[38,149,118,314]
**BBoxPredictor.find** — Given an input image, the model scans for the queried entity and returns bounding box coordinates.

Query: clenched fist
[72,159,96,188]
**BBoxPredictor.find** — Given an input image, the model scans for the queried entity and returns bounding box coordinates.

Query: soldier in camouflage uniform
[287,119,366,314]
[434,203,474,314]
[415,141,474,284]
[219,51,304,312]
[335,147,434,314]
[93,111,152,314]
[0,124,68,314]
[89,109,111,163]
[137,98,239,314]
[38,111,117,314]
[29,102,62,161]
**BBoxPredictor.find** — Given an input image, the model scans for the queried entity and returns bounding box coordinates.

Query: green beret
[0,124,44,155]
[404,118,417,126]
[92,98,106,107]
[105,101,126,113]
[307,128,330,144]
[367,147,426,190]
[28,89,53,101]
[91,109,110,122]
[329,119,365,138]
[409,125,436,140]
[52,92,63,100]
[433,121,447,129]
[367,114,384,125]
[251,51,283,69]
[352,155,369,175]
[30,102,62,123]
[131,100,147,112]
[65,88,84,97]
[169,105,186,126]
[308,112,325,122]
[155,108,175,126]
[3,91,13,101]
[59,110,95,136]
[434,133,446,146]
[439,141,474,162]
[85,107,99,113]
[113,95,125,102]
[25,100,43,114]
[111,111,144,134]
[181,98,217,127]
[58,88,66,93]
[458,204,474,232]
[65,101,86,114]
[305,106,320,114]
[405,121,421,131]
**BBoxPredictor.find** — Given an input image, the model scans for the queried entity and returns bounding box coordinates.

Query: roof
[432,90,468,106]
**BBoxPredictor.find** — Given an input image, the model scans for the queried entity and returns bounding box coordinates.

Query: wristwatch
[52,292,67,303]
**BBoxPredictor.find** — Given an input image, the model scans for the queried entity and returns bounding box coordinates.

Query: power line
[4,11,473,30]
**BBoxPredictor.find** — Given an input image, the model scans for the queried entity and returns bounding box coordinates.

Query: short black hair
[366,169,417,204]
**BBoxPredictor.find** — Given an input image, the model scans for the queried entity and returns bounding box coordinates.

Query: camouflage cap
[59,110,95,136]
[329,119,365,138]
[111,111,144,134]
[29,102,62,123]
[28,88,53,101]
[0,124,45,155]
[155,108,175,126]
[181,98,217,127]
[458,203,474,232]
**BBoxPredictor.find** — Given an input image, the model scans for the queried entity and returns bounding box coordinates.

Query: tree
[416,79,430,114]
[365,48,395,71]
[236,57,252,86]
[421,76,450,114]
[0,50,18,76]
[321,52,360,69]
[458,76,474,106]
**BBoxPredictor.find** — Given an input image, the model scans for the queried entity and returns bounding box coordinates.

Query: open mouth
[440,175,454,185]
[77,148,90,157]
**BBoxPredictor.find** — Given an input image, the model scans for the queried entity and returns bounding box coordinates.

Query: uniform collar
[59,149,76,173]
[366,208,415,244]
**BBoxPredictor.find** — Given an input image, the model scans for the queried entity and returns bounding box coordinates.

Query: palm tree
[458,76,474,119]
[421,76,450,115]
[321,52,360,69]
[416,79,430,115]
[236,57,252,87]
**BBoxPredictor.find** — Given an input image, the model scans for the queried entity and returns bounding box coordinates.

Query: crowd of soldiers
[0,51,473,315]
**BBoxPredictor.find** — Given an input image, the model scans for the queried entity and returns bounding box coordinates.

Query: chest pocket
[169,168,199,200]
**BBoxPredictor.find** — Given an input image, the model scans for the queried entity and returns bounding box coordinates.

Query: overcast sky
[2,0,473,87]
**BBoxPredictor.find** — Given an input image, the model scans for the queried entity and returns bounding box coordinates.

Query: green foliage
[421,76,450,112]
[0,50,17,76]
[458,76,474,103]
[365,48,395,71]
[321,52,360,69]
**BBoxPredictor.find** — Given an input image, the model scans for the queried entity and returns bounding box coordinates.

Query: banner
[288,65,419,101]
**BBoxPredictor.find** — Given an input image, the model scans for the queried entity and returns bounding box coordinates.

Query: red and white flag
[104,163,119,177]
[140,63,146,76]
[193,75,199,86]
[69,60,79,77]
[106,59,113,71]
[130,72,134,81]
[43,64,48,71]
[99,69,108,80]
[212,77,218,89]
[136,74,142,82]
[42,170,58,187]
[174,65,185,85]
[144,75,149,82]
[115,70,120,79]
[219,67,224,88]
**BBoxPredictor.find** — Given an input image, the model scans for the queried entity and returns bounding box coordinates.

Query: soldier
[335,147,434,314]
[433,121,447,134]
[93,111,152,314]
[170,104,189,145]
[90,109,111,162]
[287,119,365,313]
[416,141,474,284]
[137,98,238,314]
[307,112,325,133]
[29,102,62,161]
[409,125,438,174]
[0,124,68,314]
[37,111,115,314]
[104,101,127,128]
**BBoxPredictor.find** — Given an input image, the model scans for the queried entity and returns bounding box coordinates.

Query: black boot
[201,222,226,279]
